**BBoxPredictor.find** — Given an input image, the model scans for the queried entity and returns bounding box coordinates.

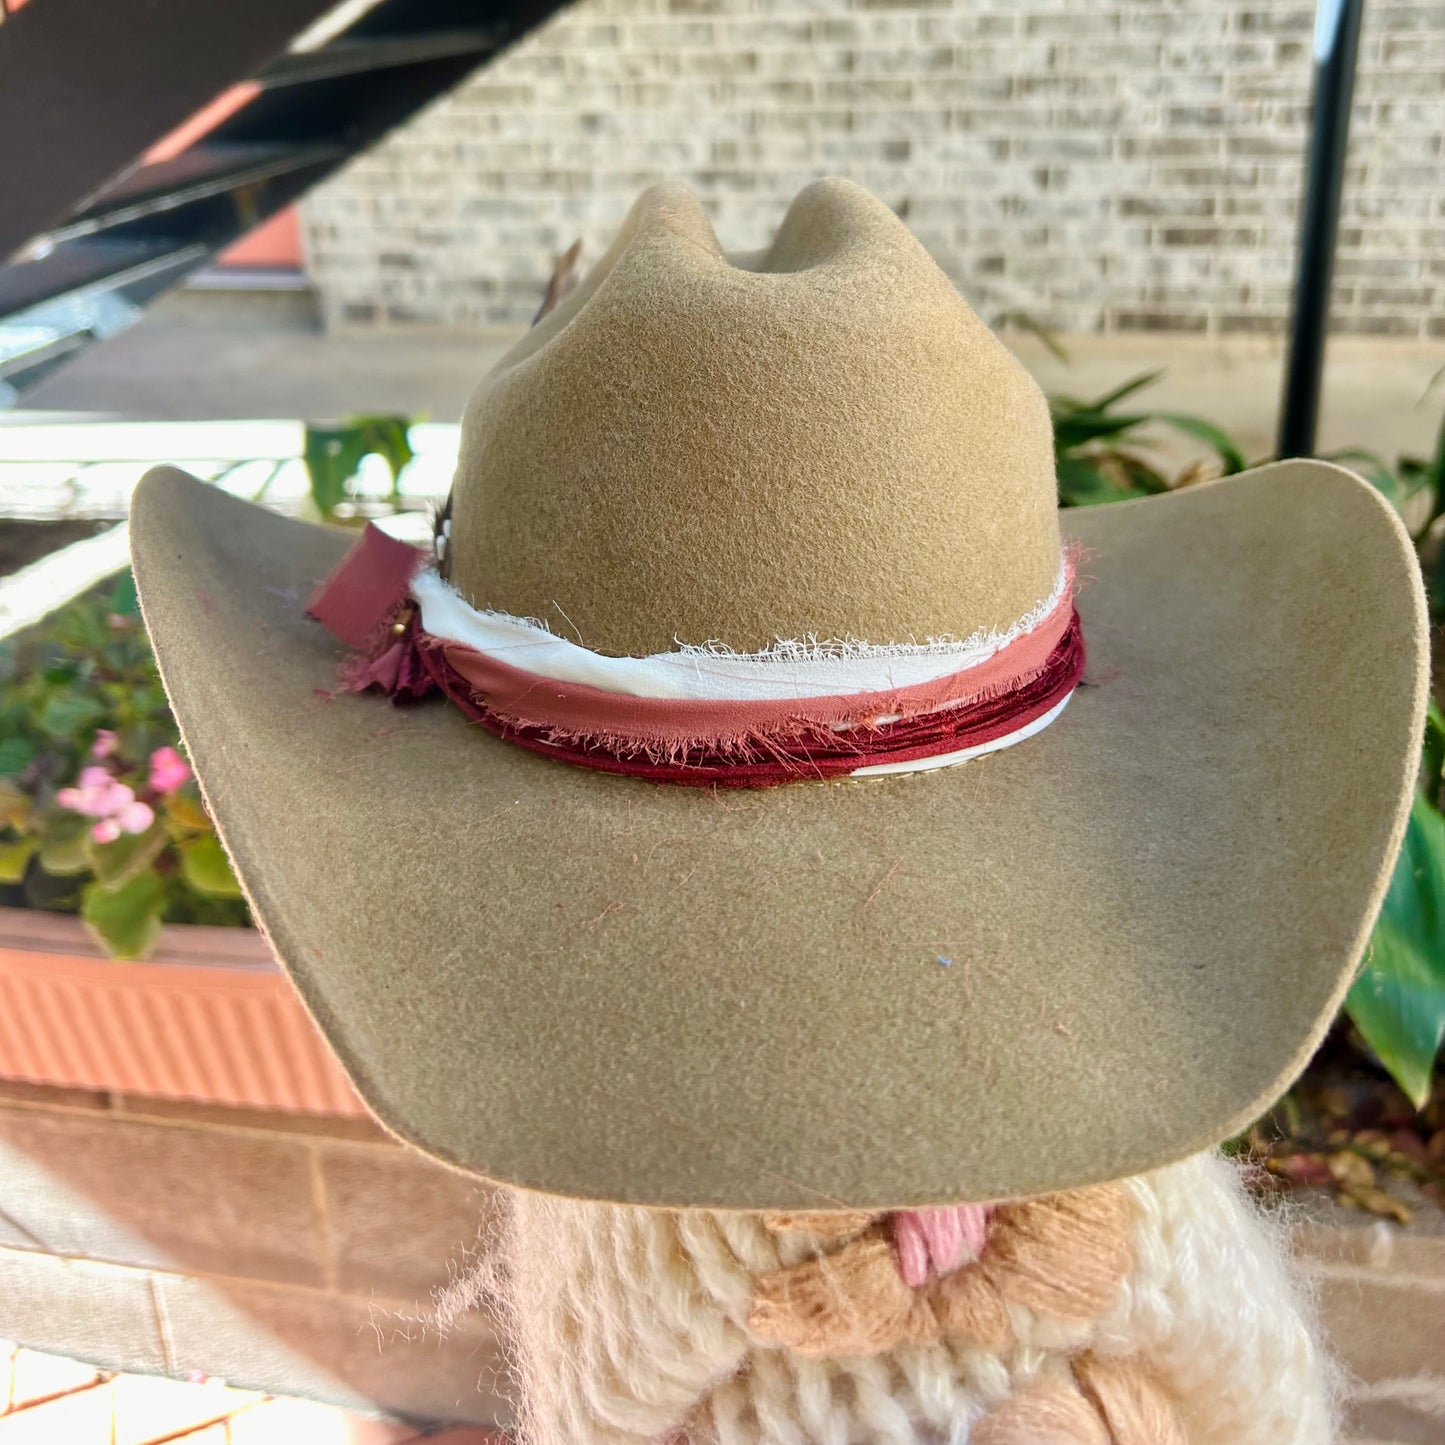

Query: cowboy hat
[129,179,1426,1210]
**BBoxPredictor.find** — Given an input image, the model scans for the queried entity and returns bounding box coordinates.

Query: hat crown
[446,179,1061,656]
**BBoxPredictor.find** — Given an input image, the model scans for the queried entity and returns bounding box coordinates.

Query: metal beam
[1277,0,1366,459]
[0,0,338,261]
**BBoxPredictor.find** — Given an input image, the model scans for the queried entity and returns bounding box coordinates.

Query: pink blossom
[57,768,132,819]
[56,768,156,842]
[148,746,191,795]
[90,729,118,760]
[117,799,154,834]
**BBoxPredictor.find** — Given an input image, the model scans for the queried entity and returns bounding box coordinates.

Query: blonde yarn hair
[460,1153,1336,1445]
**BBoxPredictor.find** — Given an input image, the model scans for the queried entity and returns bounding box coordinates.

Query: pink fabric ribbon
[307,523,426,650]
[306,524,1085,787]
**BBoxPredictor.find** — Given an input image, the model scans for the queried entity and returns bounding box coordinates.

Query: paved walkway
[13,293,1444,467]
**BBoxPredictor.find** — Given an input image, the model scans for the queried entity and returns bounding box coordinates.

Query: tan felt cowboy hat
[130,179,1426,1211]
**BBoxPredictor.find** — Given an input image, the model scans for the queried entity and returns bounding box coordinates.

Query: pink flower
[57,768,131,819]
[56,767,155,842]
[148,746,191,795]
[117,799,154,834]
[90,730,118,760]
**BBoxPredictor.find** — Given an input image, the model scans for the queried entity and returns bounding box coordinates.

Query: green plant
[1347,739,1445,1109]
[302,414,415,522]
[1328,399,1445,624]
[0,572,248,958]
[1336,403,1445,1107]
[1051,370,1247,506]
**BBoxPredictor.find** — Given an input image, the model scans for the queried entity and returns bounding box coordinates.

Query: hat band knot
[307,525,1084,788]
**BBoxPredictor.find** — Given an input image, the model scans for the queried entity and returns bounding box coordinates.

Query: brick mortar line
[0,1375,116,1420]
[147,1274,178,1374]
[0,1242,494,1320]
[309,1145,340,1294]
[545,56,1445,74]
[0,1204,48,1254]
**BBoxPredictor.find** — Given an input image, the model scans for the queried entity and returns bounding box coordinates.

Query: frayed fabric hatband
[307,524,1085,788]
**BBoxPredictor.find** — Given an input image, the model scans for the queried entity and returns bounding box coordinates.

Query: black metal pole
[1278,0,1365,459]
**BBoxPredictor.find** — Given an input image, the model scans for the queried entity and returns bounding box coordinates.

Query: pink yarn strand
[891,1205,992,1288]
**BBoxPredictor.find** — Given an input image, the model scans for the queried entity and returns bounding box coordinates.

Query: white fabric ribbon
[411,561,1070,704]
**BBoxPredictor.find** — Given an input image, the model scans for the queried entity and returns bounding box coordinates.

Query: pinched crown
[445,179,1061,658]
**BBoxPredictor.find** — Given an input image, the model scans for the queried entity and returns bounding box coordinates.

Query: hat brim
[130,462,1425,1210]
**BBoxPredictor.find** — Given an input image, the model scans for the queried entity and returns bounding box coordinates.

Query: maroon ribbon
[417,613,1084,787]
[307,524,1085,788]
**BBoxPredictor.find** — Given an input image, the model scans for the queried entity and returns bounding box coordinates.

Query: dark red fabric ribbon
[307,525,1085,788]
[415,613,1084,786]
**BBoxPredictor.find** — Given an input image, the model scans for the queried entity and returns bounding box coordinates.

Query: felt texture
[129,458,1424,1210]
[446,179,1062,657]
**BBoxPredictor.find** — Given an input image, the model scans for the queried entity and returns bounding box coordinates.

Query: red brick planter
[0,906,365,1116]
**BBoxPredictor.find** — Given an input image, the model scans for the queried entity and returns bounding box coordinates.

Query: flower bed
[0,571,248,958]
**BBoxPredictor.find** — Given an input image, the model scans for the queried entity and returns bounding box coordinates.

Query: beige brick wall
[0,1082,506,1425]
[0,1082,1442,1440]
[301,0,1445,338]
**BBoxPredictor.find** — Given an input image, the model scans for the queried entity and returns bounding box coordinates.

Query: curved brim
[130,462,1425,1210]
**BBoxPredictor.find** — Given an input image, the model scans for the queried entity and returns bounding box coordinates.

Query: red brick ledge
[0,907,365,1117]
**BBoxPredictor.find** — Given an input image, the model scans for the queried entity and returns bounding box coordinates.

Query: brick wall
[0,1082,507,1426]
[1,1083,1442,1440]
[300,0,1445,339]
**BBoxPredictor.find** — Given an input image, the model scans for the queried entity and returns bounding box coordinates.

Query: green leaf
[0,779,31,829]
[179,833,243,898]
[1424,699,1445,805]
[109,570,139,616]
[1423,400,1445,532]
[37,690,106,741]
[0,737,36,777]
[163,791,212,836]
[1346,792,1445,1106]
[38,813,92,876]
[303,425,370,520]
[358,416,415,503]
[1155,414,1247,475]
[0,836,36,885]
[86,822,167,888]
[24,866,81,912]
[996,310,1069,362]
[82,870,165,960]
[1052,411,1147,452]
[50,607,109,656]
[1085,370,1165,412]
[1102,450,1172,496]
[1329,447,1407,506]
[1056,455,1157,508]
